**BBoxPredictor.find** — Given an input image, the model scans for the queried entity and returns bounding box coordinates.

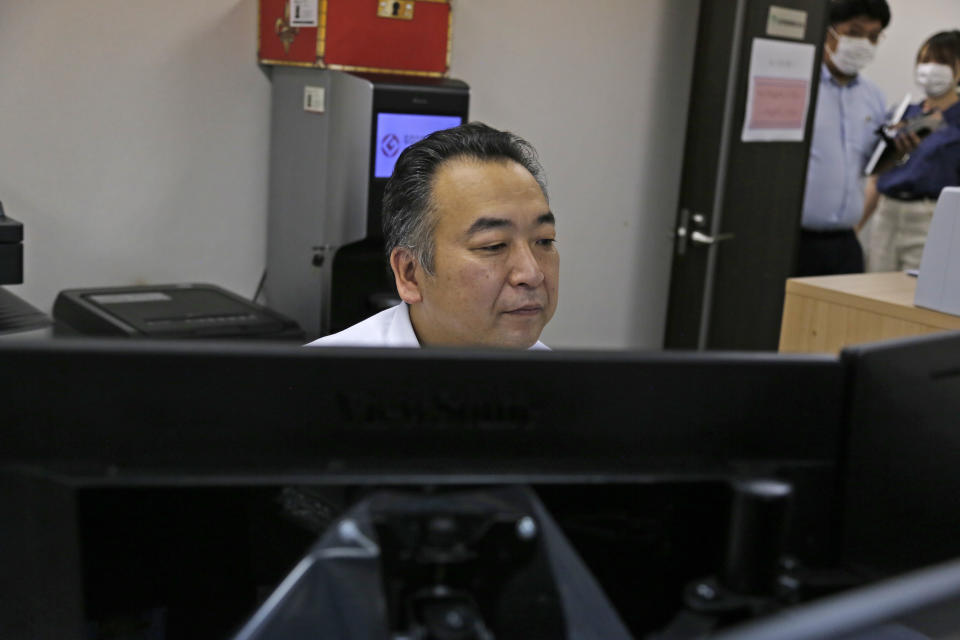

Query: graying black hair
[382,121,548,274]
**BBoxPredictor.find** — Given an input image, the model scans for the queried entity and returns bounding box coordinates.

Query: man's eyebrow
[464,211,556,237]
[465,217,513,236]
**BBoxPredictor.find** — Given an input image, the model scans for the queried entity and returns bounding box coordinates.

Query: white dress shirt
[305,303,549,350]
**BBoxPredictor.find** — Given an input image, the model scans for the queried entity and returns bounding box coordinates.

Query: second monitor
[264,69,469,339]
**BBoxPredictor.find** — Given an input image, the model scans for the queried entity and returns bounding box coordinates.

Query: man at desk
[307,122,558,349]
[797,0,890,276]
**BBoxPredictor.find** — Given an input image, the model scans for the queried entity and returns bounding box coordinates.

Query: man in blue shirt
[798,0,890,276]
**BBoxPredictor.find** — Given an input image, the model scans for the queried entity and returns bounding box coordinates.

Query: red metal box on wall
[259,0,452,77]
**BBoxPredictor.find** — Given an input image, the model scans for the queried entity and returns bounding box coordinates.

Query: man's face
[406,157,559,348]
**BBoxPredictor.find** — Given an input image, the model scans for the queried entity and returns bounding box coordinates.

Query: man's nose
[507,242,545,288]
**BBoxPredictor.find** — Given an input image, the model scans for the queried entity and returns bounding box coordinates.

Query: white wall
[0,0,696,349]
[0,0,272,309]
[450,0,698,349]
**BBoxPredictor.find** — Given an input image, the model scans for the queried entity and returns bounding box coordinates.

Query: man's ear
[390,247,424,304]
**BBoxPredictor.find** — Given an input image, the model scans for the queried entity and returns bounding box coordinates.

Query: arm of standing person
[856,175,880,232]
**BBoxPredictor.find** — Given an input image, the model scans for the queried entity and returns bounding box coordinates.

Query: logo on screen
[381,134,401,158]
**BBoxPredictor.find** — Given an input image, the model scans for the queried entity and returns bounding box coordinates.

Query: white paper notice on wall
[741,38,816,143]
[289,0,318,27]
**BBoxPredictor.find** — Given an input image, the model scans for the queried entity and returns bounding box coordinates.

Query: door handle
[675,208,691,255]
[690,230,735,245]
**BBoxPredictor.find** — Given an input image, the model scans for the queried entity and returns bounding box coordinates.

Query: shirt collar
[821,62,860,88]
[941,99,960,126]
[398,302,550,350]
[391,303,422,347]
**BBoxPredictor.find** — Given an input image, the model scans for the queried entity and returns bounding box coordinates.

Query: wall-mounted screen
[374,113,463,178]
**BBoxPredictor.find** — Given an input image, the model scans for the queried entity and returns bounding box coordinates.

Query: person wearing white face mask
[860,31,960,272]
[797,0,889,277]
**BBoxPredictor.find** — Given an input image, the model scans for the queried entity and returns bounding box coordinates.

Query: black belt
[886,192,937,202]
[801,228,853,238]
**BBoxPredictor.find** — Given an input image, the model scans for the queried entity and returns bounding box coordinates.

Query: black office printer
[54,283,304,342]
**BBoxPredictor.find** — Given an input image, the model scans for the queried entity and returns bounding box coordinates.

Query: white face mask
[828,29,877,75]
[916,62,957,98]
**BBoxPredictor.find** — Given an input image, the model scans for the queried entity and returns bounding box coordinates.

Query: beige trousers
[867,196,936,272]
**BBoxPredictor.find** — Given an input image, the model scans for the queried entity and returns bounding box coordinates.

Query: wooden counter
[778,272,960,353]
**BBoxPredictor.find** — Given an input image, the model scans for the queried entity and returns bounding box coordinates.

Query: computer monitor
[329,75,470,334]
[914,187,960,315]
[710,332,960,640]
[364,75,470,238]
[839,330,960,577]
[1,340,846,475]
[712,555,960,640]
[373,112,463,178]
[263,70,469,338]
[0,339,846,639]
